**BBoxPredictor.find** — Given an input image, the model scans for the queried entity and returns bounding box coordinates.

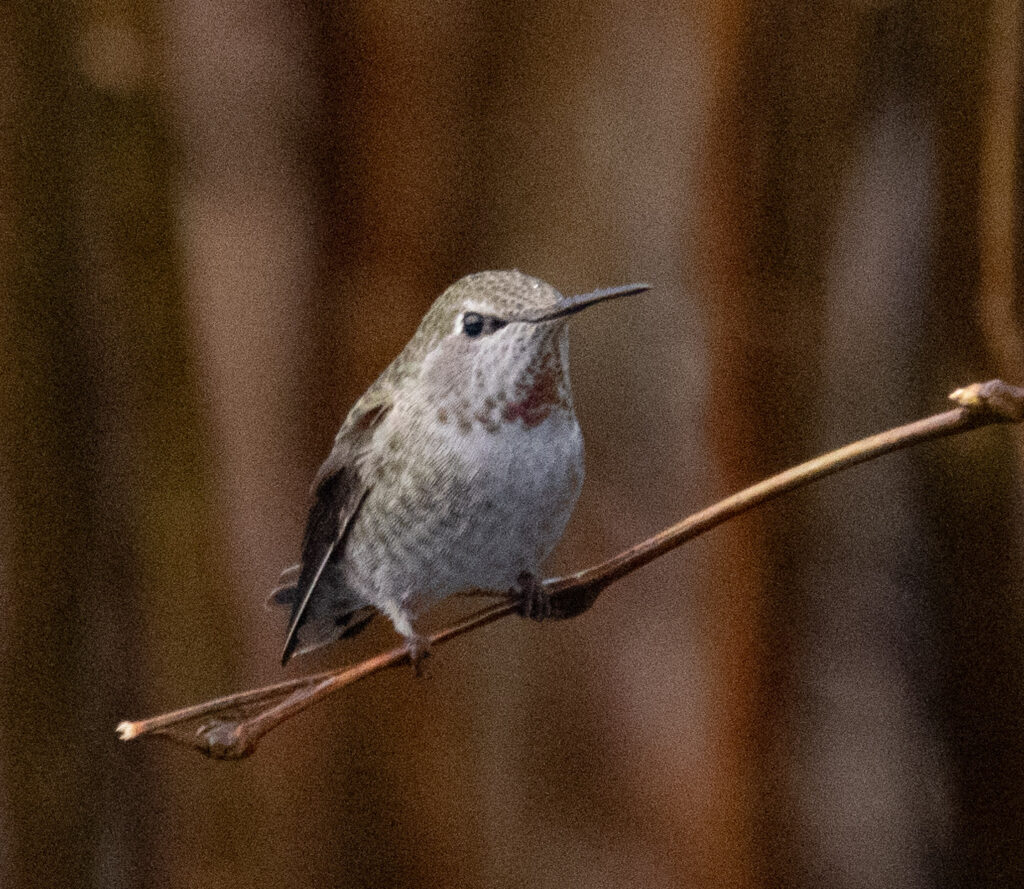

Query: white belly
[445,411,584,588]
[345,407,584,615]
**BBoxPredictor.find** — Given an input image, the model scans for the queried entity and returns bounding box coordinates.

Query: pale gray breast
[344,396,583,608]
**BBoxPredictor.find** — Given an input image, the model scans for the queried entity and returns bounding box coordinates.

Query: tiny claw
[513,571,552,622]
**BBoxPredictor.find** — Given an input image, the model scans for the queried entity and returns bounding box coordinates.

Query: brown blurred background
[1,1,1022,887]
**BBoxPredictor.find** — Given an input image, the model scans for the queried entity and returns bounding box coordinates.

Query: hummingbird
[269,270,650,666]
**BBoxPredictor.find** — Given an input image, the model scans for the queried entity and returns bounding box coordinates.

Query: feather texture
[277,403,389,665]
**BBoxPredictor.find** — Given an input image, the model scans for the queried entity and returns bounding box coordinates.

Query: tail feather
[280,475,370,665]
[280,602,377,659]
[276,562,301,585]
[265,583,298,610]
[266,577,376,659]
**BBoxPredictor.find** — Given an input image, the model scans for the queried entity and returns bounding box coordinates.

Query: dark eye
[462,313,485,337]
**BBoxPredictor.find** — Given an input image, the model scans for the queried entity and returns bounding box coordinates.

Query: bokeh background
[1,1,1023,887]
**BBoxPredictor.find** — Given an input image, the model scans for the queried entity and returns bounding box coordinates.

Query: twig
[116,379,1024,759]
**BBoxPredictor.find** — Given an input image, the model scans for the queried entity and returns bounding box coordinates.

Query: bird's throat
[502,365,562,428]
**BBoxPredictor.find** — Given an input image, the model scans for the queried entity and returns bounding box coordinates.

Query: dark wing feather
[279,402,388,665]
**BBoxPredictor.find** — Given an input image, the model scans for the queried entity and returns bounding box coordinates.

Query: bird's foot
[405,634,432,678]
[513,571,551,622]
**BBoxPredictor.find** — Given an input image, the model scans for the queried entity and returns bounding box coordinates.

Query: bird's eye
[462,312,509,338]
[462,313,485,337]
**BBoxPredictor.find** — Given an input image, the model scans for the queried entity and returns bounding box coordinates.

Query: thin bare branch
[116,379,1024,759]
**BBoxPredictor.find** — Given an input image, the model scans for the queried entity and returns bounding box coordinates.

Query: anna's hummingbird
[269,270,649,666]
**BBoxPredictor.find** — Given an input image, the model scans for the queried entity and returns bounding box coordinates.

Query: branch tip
[949,379,1024,422]
[116,721,140,741]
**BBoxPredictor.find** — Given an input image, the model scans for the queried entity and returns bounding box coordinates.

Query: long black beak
[517,282,650,323]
